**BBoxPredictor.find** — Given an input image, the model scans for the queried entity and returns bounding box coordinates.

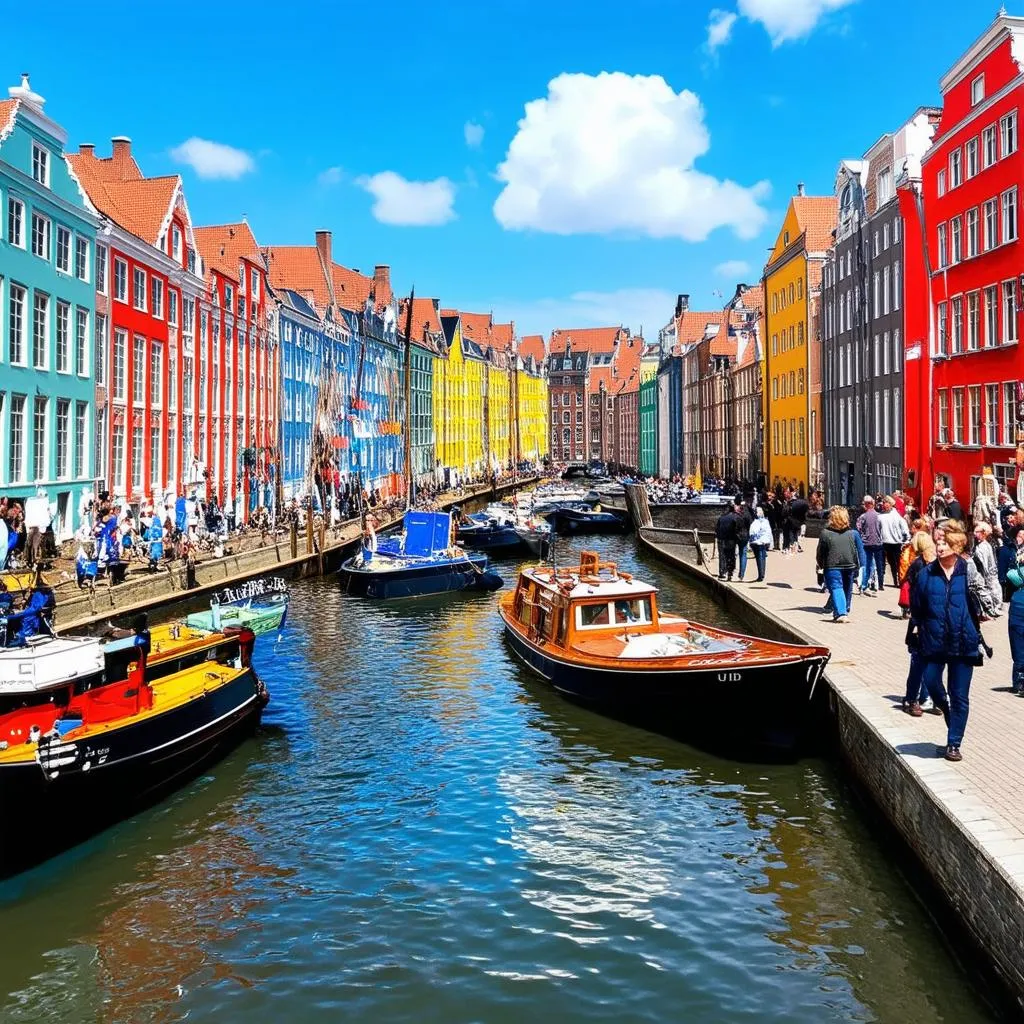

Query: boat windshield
[577,597,652,629]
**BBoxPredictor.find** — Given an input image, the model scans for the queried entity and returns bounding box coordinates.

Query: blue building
[656,353,685,477]
[0,76,100,539]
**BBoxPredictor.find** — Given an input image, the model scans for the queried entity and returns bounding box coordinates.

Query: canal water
[0,535,1000,1022]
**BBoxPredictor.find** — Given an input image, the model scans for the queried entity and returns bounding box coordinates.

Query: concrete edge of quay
[637,527,1024,1013]
[54,478,537,632]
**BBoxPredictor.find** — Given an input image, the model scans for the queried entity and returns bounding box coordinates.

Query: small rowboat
[186,577,290,636]
[498,552,830,753]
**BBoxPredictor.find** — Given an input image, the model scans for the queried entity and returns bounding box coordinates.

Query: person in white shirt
[879,495,911,587]
[23,489,51,566]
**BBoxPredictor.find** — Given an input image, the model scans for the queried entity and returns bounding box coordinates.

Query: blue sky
[11,0,999,337]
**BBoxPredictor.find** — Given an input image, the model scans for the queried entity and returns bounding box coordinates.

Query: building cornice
[940,16,1024,93]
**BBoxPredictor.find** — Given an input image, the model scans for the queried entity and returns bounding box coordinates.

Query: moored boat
[498,552,830,752]
[340,510,503,600]
[545,505,630,534]
[186,577,291,636]
[454,509,524,554]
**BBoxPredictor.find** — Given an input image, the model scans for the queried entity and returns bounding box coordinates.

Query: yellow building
[435,311,486,480]
[516,356,549,463]
[763,192,837,494]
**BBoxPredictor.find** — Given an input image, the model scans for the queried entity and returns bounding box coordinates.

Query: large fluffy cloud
[169,138,254,180]
[493,72,769,242]
[738,0,857,45]
[358,172,456,226]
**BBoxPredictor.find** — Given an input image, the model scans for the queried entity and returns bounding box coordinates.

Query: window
[133,267,146,311]
[151,277,163,319]
[950,148,962,188]
[172,224,182,261]
[969,386,982,446]
[56,226,71,273]
[7,197,24,247]
[967,207,979,256]
[31,212,50,260]
[984,198,999,250]
[952,388,964,444]
[112,329,127,401]
[937,301,948,356]
[251,268,259,300]
[983,124,997,168]
[972,74,985,106]
[937,169,947,197]
[8,283,26,364]
[562,410,570,424]
[96,244,108,294]
[9,395,26,482]
[967,292,980,351]
[31,144,51,187]
[150,430,160,487]
[938,223,948,267]
[1001,111,1018,158]
[873,271,880,316]
[112,423,124,488]
[985,285,998,346]
[1002,187,1018,242]
[55,399,70,479]
[150,341,163,407]
[883,266,890,314]
[32,396,48,481]
[986,384,999,445]
[168,289,178,327]
[883,222,891,249]
[1004,383,1018,445]
[873,230,880,257]
[966,138,979,178]
[132,425,144,490]
[74,402,88,478]
[951,296,964,355]
[74,236,89,281]
[1004,280,1019,343]
[32,291,48,368]
[95,314,107,386]
[894,217,901,243]
[951,216,962,262]
[114,258,127,302]
[75,307,88,376]
[893,261,901,311]
[56,300,70,371]
[133,336,145,403]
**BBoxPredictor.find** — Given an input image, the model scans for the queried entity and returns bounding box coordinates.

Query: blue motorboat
[545,505,630,535]
[454,509,525,554]
[339,510,503,599]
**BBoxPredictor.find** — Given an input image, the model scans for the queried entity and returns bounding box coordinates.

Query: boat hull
[185,603,287,636]
[340,556,502,599]
[547,508,630,534]
[0,668,267,877]
[501,622,827,754]
[456,525,525,553]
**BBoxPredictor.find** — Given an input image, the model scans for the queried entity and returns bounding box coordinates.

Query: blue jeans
[922,657,974,748]
[751,544,768,580]
[1009,612,1024,690]
[823,567,855,618]
[904,650,926,705]
[864,545,886,589]
[736,544,748,579]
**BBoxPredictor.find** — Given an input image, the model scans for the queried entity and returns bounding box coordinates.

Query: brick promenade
[731,544,1024,891]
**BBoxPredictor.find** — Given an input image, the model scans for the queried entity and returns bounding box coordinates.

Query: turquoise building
[0,77,99,538]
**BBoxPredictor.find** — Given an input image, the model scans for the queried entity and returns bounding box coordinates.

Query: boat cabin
[509,551,664,650]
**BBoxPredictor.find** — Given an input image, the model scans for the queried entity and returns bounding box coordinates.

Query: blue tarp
[403,511,452,558]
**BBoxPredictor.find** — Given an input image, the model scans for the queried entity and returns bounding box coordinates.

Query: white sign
[906,343,922,361]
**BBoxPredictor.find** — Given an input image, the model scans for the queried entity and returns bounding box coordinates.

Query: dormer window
[971,74,985,107]
[239,264,246,291]
[172,224,183,261]
[32,143,50,187]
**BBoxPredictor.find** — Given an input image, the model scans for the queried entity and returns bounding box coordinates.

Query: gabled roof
[676,310,726,346]
[548,326,625,352]
[193,222,262,282]
[400,296,443,343]
[792,196,838,253]
[331,264,373,313]
[450,311,493,347]
[264,245,332,313]
[519,334,545,363]
[492,322,514,348]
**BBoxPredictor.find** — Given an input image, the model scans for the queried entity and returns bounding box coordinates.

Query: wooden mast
[403,287,415,509]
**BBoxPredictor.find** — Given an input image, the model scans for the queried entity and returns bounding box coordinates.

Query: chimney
[79,143,95,157]
[675,294,690,316]
[797,181,806,197]
[374,264,390,297]
[315,229,332,264]
[111,136,132,163]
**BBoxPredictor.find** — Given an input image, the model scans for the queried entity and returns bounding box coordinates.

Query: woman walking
[748,507,772,582]
[902,532,937,715]
[815,506,860,623]
[910,521,983,761]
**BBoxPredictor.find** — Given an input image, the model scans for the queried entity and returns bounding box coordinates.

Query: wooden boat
[498,552,830,753]
[0,621,267,876]
[186,577,290,636]
[340,510,503,600]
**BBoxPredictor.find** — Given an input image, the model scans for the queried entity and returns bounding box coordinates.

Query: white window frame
[983,124,998,168]
[949,148,962,188]
[1004,280,1019,343]
[1001,110,1018,158]
[75,306,89,377]
[31,211,51,261]
[937,169,947,197]
[7,197,25,248]
[966,207,979,257]
[966,137,979,178]
[984,198,999,250]
[96,244,108,295]
[113,257,128,302]
[55,225,71,274]
[132,267,147,312]
[1002,187,1018,242]
[971,74,985,106]
[31,143,50,187]
[74,235,89,282]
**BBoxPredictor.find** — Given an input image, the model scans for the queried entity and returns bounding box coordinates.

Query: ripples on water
[0,536,998,1023]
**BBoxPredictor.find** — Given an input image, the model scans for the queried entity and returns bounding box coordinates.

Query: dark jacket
[715,511,738,543]
[856,508,882,546]
[734,507,752,545]
[946,498,964,522]
[816,526,860,570]
[787,498,809,526]
[910,558,981,660]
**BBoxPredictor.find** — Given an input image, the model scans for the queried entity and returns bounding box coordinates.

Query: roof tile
[193,222,262,281]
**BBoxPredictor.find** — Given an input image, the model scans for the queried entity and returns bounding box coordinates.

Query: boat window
[612,598,651,625]
[554,596,569,645]
[577,603,612,628]
[539,593,555,640]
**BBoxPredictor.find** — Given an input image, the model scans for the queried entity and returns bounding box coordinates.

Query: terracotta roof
[492,322,514,348]
[331,264,374,313]
[676,310,726,345]
[69,145,144,183]
[455,311,494,347]
[548,326,624,352]
[0,99,18,137]
[68,153,178,245]
[264,245,332,313]
[519,334,545,363]
[193,222,262,282]
[793,196,838,252]
[400,296,443,341]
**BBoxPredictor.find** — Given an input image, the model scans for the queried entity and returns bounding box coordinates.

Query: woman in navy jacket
[909,521,982,762]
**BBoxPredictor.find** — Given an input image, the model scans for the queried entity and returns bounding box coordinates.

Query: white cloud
[706,9,738,52]
[169,137,254,180]
[464,121,485,148]
[493,72,769,242]
[318,166,344,186]
[738,0,857,45]
[715,259,751,278]
[488,288,676,339]
[358,171,456,226]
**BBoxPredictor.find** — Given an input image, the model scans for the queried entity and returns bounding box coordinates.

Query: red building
[70,138,205,503]
[911,12,1024,500]
[193,223,279,519]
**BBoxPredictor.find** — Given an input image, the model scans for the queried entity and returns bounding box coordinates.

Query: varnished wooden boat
[498,552,830,753]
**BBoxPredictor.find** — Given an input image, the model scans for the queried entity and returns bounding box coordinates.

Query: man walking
[715,504,739,582]
[879,495,911,587]
[733,499,752,581]
[856,495,886,593]
[787,490,810,553]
